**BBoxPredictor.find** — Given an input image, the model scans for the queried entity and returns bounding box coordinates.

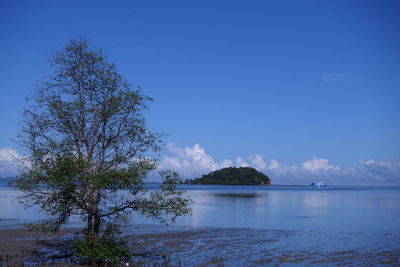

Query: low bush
[73,238,131,265]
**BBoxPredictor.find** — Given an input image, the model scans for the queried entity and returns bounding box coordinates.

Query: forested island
[188,167,271,185]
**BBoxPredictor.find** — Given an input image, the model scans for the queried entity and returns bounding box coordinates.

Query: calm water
[1,185,400,232]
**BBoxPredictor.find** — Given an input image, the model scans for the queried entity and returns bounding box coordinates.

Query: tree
[191,167,271,185]
[14,38,191,257]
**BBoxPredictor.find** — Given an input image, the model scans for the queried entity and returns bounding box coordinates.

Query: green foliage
[13,37,191,261]
[191,167,271,185]
[73,238,131,265]
[74,223,131,264]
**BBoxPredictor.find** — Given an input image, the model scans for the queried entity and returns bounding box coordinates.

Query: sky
[0,0,399,185]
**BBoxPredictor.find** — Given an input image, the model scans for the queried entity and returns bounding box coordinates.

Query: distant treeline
[0,177,16,187]
[185,167,271,185]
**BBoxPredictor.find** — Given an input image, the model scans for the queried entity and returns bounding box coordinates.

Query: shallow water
[172,185,400,232]
[1,185,400,265]
[1,184,400,232]
[122,224,400,266]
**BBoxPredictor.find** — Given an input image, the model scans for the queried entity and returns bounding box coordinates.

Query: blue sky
[0,0,399,184]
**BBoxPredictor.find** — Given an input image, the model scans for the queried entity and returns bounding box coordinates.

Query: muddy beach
[1,224,399,266]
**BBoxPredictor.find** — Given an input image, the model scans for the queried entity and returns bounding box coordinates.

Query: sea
[1,184,400,233]
[2,184,400,265]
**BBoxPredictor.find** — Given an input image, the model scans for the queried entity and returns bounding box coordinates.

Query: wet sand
[1,225,399,266]
[125,225,400,266]
[0,229,77,266]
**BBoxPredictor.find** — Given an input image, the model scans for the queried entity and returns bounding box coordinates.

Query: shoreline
[1,224,399,266]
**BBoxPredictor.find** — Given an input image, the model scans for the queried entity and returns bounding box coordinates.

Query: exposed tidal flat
[1,185,400,265]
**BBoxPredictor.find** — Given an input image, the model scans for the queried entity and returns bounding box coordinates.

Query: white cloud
[0,148,20,162]
[235,157,249,167]
[249,154,267,171]
[158,143,234,179]
[158,143,400,185]
[267,160,290,175]
[301,157,340,172]
[358,159,400,182]
[2,144,398,185]
[0,148,22,177]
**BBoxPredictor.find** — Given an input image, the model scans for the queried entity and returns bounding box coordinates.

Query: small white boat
[310,181,326,188]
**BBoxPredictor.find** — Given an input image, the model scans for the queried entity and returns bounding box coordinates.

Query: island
[188,167,271,185]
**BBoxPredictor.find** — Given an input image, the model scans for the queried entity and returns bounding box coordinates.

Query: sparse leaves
[14,38,191,263]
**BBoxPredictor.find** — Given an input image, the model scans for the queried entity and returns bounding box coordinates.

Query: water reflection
[213,192,263,199]
[0,188,40,223]
[172,186,400,231]
[1,186,400,232]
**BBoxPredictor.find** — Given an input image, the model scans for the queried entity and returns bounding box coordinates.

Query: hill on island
[190,167,271,185]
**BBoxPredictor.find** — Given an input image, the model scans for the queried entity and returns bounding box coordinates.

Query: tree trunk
[93,210,100,242]
[87,213,93,240]
[86,184,98,242]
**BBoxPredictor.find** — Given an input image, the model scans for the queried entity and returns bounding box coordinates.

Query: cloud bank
[0,148,22,177]
[1,144,399,185]
[159,143,400,186]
